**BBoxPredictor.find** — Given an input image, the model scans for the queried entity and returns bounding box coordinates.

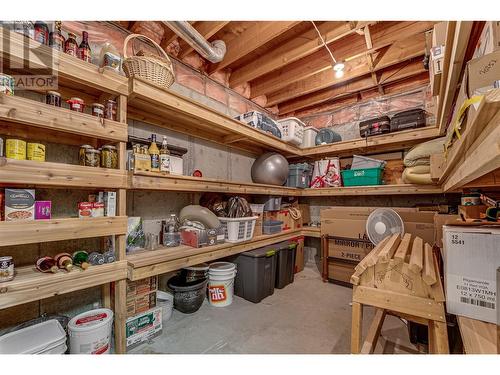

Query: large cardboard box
[328,259,356,285]
[433,213,460,249]
[299,204,311,225]
[432,22,447,48]
[321,207,435,262]
[468,50,500,97]
[126,307,162,349]
[444,225,500,323]
[293,236,305,273]
[473,21,500,59]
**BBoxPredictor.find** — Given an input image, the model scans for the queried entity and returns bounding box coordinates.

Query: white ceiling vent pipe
[163,21,226,63]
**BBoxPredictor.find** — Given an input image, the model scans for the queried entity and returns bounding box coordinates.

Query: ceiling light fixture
[311,21,345,78]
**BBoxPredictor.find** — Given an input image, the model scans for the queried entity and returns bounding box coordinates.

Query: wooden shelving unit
[457,316,499,354]
[0,158,128,189]
[0,261,128,310]
[0,216,128,247]
[301,184,443,196]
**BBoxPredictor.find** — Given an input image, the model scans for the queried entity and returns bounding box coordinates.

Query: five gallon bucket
[156,290,174,322]
[167,276,208,314]
[68,308,113,354]
[208,262,237,307]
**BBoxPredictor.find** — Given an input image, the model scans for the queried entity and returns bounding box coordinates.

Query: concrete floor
[132,264,421,354]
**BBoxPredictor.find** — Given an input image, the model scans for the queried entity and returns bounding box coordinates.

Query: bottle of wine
[72,250,90,270]
[54,253,74,271]
[78,31,91,63]
[159,136,171,174]
[49,21,65,51]
[149,134,160,172]
[35,256,58,273]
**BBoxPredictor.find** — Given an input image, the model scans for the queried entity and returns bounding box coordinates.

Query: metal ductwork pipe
[162,21,226,63]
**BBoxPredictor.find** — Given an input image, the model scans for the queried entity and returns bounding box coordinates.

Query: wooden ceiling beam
[207,21,301,74]
[229,21,373,87]
[278,59,427,115]
[266,34,425,106]
[251,21,435,98]
[178,21,230,58]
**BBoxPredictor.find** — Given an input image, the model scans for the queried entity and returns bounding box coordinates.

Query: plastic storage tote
[263,220,283,234]
[301,126,319,148]
[255,196,282,211]
[277,117,305,145]
[341,167,383,187]
[350,155,387,170]
[230,246,278,303]
[286,163,312,188]
[275,241,297,289]
[218,216,257,243]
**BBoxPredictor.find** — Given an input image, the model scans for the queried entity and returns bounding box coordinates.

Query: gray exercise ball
[251,152,289,186]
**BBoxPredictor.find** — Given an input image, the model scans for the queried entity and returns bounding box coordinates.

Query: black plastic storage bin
[275,241,297,289]
[231,246,278,303]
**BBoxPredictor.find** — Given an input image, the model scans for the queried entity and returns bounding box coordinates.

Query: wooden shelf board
[0,158,128,189]
[127,78,300,157]
[0,260,128,309]
[0,216,128,247]
[127,228,316,280]
[1,27,128,95]
[299,226,321,238]
[301,184,443,196]
[0,94,128,142]
[299,126,441,158]
[457,316,498,354]
[130,170,299,196]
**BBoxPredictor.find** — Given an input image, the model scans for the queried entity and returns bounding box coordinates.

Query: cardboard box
[126,307,162,349]
[434,213,460,249]
[321,207,436,262]
[293,236,305,273]
[473,21,500,59]
[181,228,217,248]
[299,204,311,225]
[34,201,51,220]
[253,212,263,237]
[127,276,158,297]
[468,50,500,96]
[443,226,500,323]
[104,191,116,217]
[276,209,293,231]
[5,189,35,221]
[459,205,487,220]
[328,259,356,285]
[432,22,447,48]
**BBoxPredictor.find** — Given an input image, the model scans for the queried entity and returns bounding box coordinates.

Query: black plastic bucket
[179,263,209,283]
[167,276,208,314]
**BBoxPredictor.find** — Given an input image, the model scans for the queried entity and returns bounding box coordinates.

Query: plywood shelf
[0,27,129,96]
[0,260,128,309]
[0,216,128,247]
[127,78,300,157]
[299,126,441,158]
[127,228,314,280]
[457,316,498,354]
[301,184,443,196]
[0,158,128,189]
[130,170,299,196]
[0,94,128,142]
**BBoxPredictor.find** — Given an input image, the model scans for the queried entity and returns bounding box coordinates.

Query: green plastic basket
[341,167,383,187]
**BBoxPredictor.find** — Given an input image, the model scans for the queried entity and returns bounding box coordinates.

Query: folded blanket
[402,166,433,185]
[404,136,447,167]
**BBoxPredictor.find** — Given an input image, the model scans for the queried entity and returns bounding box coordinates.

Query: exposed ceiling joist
[229,21,374,87]
[207,21,301,74]
[266,34,426,106]
[278,59,427,115]
[250,21,435,99]
[178,21,230,58]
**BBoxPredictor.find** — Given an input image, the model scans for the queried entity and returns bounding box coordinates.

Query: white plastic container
[249,203,265,215]
[68,308,113,354]
[301,126,319,148]
[208,262,237,307]
[156,290,174,322]
[277,117,305,145]
[351,155,387,170]
[0,319,67,354]
[218,216,257,243]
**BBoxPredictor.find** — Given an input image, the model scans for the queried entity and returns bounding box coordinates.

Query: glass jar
[64,32,78,56]
[85,148,100,167]
[79,145,93,166]
[34,21,49,45]
[46,91,61,107]
[104,99,117,121]
[67,97,85,112]
[100,145,118,169]
[91,103,105,118]
[0,74,15,96]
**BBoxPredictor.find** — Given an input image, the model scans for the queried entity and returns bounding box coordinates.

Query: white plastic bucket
[208,262,237,307]
[156,290,174,322]
[68,308,113,354]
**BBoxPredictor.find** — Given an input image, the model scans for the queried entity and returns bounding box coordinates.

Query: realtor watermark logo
[0,21,58,91]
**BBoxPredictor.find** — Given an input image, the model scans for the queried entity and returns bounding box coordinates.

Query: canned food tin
[85,148,100,167]
[79,145,94,166]
[0,74,15,96]
[6,138,26,160]
[27,142,46,162]
[0,136,4,157]
[101,145,118,169]
[46,91,62,107]
[0,256,14,283]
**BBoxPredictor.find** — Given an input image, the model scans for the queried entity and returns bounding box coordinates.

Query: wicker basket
[122,33,175,90]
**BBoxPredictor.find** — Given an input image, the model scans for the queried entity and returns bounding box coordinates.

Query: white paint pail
[208,262,237,307]
[68,308,113,354]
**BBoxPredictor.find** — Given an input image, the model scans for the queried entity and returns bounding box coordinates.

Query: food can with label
[0,136,4,157]
[0,74,15,96]
[0,256,14,283]
[27,142,46,162]
[6,138,26,160]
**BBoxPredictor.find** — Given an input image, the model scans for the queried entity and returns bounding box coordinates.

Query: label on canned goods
[0,256,14,282]
[6,139,26,160]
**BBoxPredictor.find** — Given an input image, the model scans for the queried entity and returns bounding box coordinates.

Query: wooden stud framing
[360,309,386,354]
